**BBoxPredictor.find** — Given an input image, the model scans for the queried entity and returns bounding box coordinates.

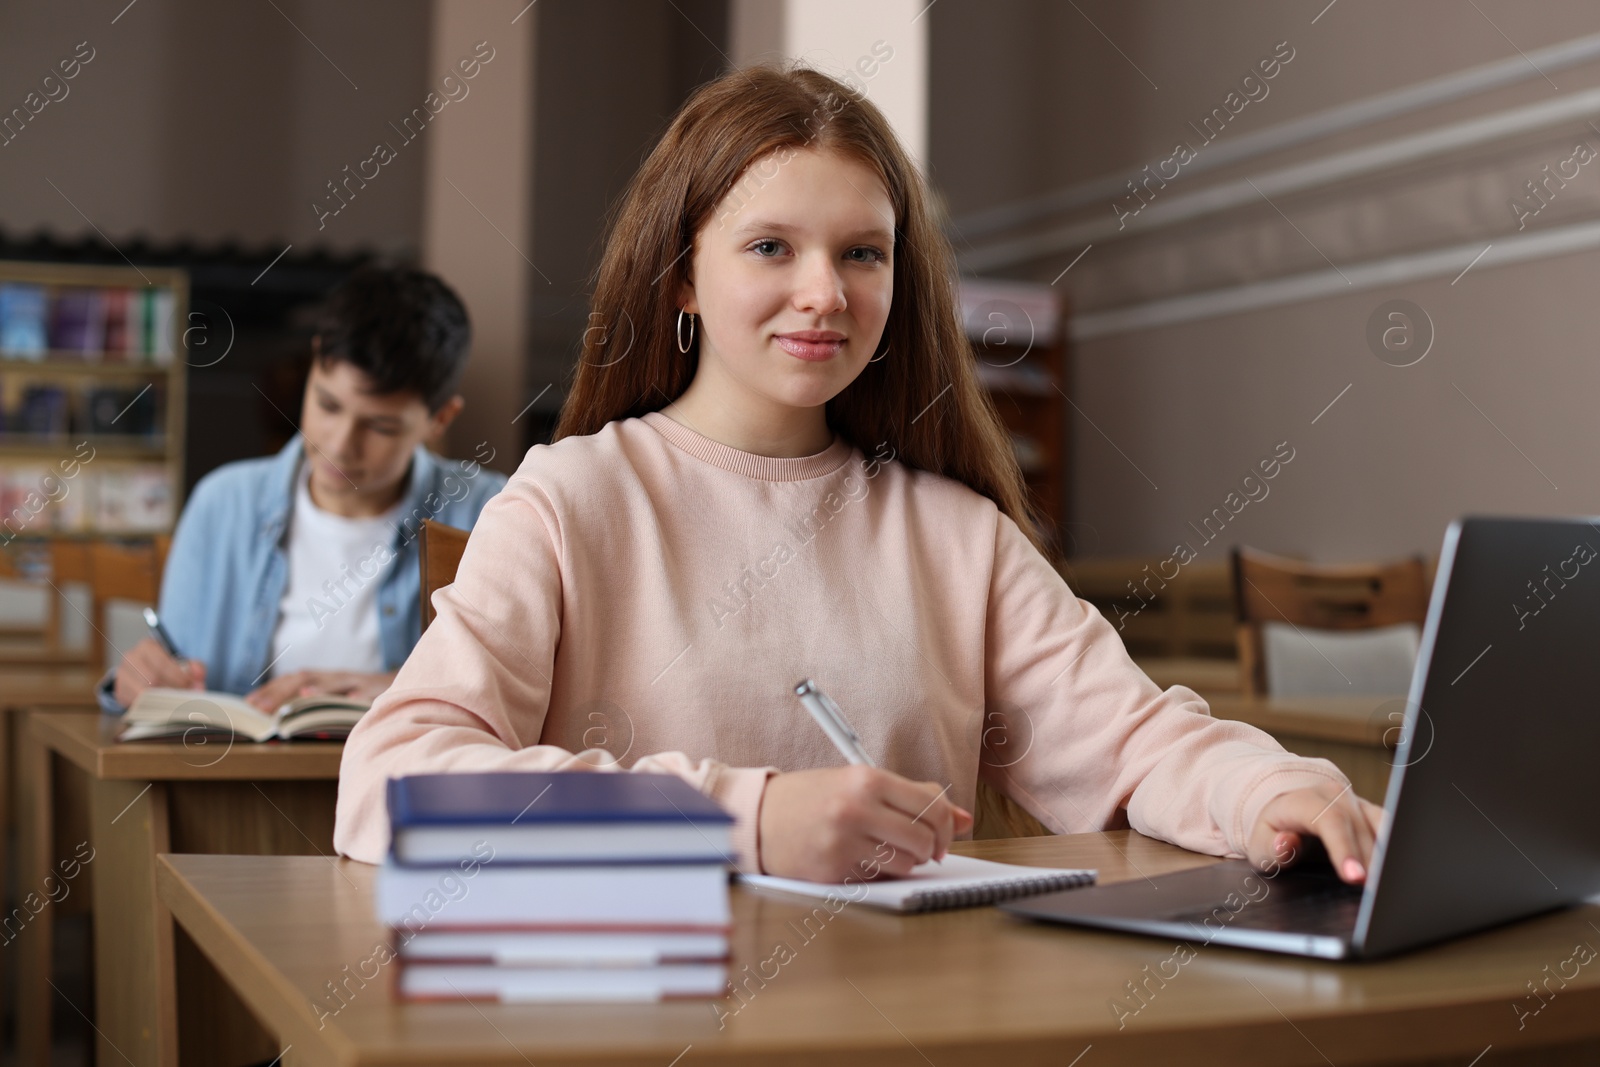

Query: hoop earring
[676,310,696,353]
[868,337,889,363]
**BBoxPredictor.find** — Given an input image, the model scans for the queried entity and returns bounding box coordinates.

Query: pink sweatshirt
[334,410,1348,867]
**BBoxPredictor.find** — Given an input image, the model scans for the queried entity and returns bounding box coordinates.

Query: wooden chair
[1232,546,1431,697]
[153,532,172,576]
[49,539,96,658]
[1061,555,1241,696]
[415,521,1048,840]
[0,542,48,642]
[418,519,470,632]
[0,539,97,664]
[87,539,164,674]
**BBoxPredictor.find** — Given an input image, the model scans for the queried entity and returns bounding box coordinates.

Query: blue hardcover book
[0,284,48,358]
[387,771,735,867]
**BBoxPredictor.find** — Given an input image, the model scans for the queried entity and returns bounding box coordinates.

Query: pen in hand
[795,679,877,767]
[143,606,183,659]
[142,607,202,688]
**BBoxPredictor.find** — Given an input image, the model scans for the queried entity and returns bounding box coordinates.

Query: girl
[334,65,1382,885]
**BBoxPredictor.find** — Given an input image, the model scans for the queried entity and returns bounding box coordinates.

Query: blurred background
[6,0,1600,1060]
[5,0,1597,557]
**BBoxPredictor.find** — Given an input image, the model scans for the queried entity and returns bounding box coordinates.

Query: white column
[421,0,535,470]
[729,0,929,171]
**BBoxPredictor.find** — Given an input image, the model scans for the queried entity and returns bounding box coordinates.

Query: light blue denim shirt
[97,434,508,713]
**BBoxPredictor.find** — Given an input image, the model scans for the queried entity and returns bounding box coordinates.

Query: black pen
[142,607,185,661]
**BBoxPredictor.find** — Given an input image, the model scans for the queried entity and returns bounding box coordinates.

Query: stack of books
[377,771,734,1002]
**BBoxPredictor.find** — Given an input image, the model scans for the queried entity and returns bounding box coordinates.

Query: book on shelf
[958,276,1063,346]
[0,285,48,358]
[0,282,177,364]
[117,686,371,742]
[975,360,1055,395]
[0,465,50,526]
[0,378,164,443]
[0,462,173,535]
[93,465,172,532]
[13,384,70,436]
[51,288,104,355]
[83,384,160,436]
[382,771,734,1003]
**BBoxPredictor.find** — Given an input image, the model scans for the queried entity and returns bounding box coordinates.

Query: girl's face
[677,146,895,421]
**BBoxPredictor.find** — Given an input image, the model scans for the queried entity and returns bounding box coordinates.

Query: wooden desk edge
[27,706,106,775]
[156,848,1600,1066]
[157,855,360,1065]
[27,709,346,780]
[1207,701,1394,748]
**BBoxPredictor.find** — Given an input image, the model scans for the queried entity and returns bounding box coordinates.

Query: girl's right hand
[756,765,973,882]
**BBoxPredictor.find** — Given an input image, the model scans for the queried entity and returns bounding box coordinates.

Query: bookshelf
[0,260,187,538]
[959,276,1069,558]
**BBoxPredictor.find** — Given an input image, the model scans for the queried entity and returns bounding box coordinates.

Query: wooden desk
[16,710,344,1067]
[1134,655,1242,695]
[0,671,101,1046]
[2,671,101,848]
[1205,694,1400,803]
[158,835,1600,1067]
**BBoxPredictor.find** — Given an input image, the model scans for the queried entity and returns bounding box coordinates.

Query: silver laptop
[1003,516,1600,959]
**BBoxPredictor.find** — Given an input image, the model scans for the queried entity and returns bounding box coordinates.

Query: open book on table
[116,686,370,742]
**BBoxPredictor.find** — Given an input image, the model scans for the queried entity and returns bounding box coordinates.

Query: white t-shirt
[269,462,404,678]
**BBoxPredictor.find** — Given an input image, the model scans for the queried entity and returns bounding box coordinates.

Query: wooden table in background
[2,669,101,856]
[1,669,101,1041]
[16,710,344,1067]
[1205,693,1401,802]
[158,833,1600,1067]
[1134,655,1243,695]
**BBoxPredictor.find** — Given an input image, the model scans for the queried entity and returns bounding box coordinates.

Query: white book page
[740,854,1094,911]
[121,687,277,742]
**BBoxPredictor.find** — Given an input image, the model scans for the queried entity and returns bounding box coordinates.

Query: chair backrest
[153,533,172,575]
[45,538,96,661]
[1232,546,1431,696]
[49,538,92,585]
[89,540,162,604]
[87,539,164,673]
[1060,557,1235,659]
[419,520,470,632]
[0,542,46,640]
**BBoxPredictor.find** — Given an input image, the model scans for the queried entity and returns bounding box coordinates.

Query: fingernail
[1342,857,1366,881]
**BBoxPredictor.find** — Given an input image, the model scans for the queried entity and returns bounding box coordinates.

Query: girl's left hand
[1246,782,1385,885]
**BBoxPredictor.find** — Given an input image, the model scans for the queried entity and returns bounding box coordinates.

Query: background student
[100,265,506,714]
[333,66,1380,885]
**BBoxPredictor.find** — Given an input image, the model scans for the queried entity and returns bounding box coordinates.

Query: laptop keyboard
[1165,879,1364,936]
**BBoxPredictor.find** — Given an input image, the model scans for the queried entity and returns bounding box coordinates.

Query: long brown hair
[553,63,1048,558]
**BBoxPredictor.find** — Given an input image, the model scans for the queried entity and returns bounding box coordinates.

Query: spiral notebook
[740,854,1096,913]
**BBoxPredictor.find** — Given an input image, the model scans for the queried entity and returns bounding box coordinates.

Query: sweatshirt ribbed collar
[641,410,852,482]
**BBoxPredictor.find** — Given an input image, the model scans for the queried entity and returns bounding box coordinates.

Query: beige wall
[929,0,1600,563]
[421,0,535,471]
[0,0,429,253]
[731,0,928,169]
